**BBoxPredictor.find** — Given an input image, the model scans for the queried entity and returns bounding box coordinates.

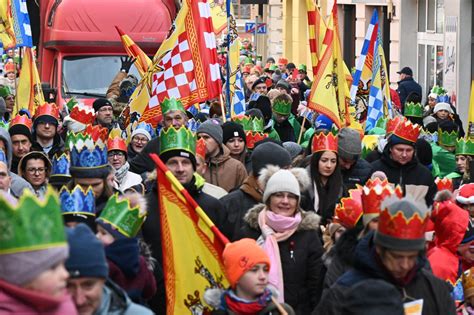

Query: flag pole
[297,116,307,144]
[225,0,232,119]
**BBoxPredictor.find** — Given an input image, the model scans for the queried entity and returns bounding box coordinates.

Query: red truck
[36,0,177,107]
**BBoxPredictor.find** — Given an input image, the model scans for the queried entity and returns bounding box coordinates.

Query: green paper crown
[404,102,423,118]
[159,126,196,156]
[456,138,474,156]
[374,117,387,130]
[330,124,339,136]
[438,128,458,147]
[161,98,185,115]
[431,85,447,96]
[272,99,292,116]
[0,85,13,98]
[233,115,264,132]
[0,188,66,254]
[0,120,8,130]
[98,194,146,238]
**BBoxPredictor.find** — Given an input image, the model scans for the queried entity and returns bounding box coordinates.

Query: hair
[209,101,223,119]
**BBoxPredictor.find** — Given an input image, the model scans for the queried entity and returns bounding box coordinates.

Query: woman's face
[456,155,469,174]
[318,151,337,178]
[269,192,298,217]
[428,97,437,108]
[226,137,245,156]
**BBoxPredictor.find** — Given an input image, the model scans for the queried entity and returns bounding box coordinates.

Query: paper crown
[456,138,474,156]
[59,185,96,216]
[404,102,423,118]
[386,116,406,135]
[196,138,206,160]
[375,117,387,130]
[70,103,96,125]
[361,178,403,219]
[0,149,7,165]
[435,177,453,192]
[83,124,108,142]
[34,103,59,120]
[97,193,146,238]
[246,131,268,150]
[0,85,13,98]
[438,128,458,147]
[68,131,108,169]
[161,98,185,115]
[134,122,155,138]
[392,120,421,143]
[272,99,292,116]
[4,62,15,73]
[51,153,71,178]
[0,120,8,130]
[187,118,202,133]
[334,188,363,229]
[233,115,264,133]
[431,85,447,96]
[10,115,32,131]
[159,126,196,156]
[278,57,288,65]
[312,132,338,153]
[0,188,66,254]
[107,137,127,152]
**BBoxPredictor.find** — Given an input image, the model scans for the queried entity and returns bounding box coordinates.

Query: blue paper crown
[0,150,7,165]
[187,118,201,132]
[69,133,108,169]
[51,153,71,177]
[59,185,96,216]
[134,122,155,138]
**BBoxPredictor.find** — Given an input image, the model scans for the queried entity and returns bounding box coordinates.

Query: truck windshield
[62,56,140,98]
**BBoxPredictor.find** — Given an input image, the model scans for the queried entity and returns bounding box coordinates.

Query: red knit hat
[222,238,270,288]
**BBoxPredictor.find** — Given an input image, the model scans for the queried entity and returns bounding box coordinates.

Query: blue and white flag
[11,0,33,47]
[231,70,246,116]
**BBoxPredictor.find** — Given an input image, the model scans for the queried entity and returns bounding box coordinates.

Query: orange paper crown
[107,137,127,152]
[10,115,33,130]
[34,103,59,120]
[312,132,338,153]
[196,138,206,160]
[361,178,403,217]
[4,62,15,73]
[386,116,406,135]
[83,124,108,142]
[278,57,288,65]
[70,104,96,125]
[392,120,421,143]
[435,177,453,192]
[378,207,429,240]
[246,131,268,150]
[334,188,363,229]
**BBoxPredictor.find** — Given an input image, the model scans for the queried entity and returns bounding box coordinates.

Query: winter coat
[431,142,457,178]
[127,143,139,162]
[273,114,301,143]
[203,145,247,192]
[371,143,436,206]
[0,278,78,315]
[314,232,456,315]
[106,71,128,117]
[238,204,324,314]
[341,158,374,190]
[115,171,143,193]
[129,137,160,174]
[397,77,422,106]
[31,133,65,160]
[95,280,154,315]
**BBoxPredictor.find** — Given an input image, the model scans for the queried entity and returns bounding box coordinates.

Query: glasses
[98,107,113,113]
[26,167,47,174]
[132,136,149,143]
[107,151,125,158]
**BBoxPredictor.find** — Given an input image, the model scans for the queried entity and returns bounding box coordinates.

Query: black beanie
[222,122,246,144]
[93,98,113,112]
[251,77,266,90]
[251,142,291,176]
[438,119,458,133]
[9,124,32,142]
[160,149,197,170]
[415,138,433,167]
[33,115,58,130]
[253,95,272,124]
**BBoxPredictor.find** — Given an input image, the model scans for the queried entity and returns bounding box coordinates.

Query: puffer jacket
[204,145,247,192]
[314,232,457,315]
[341,158,374,190]
[238,204,324,314]
[95,280,154,315]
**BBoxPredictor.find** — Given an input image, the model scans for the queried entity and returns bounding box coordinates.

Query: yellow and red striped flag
[306,0,327,76]
[149,153,229,314]
[0,0,16,49]
[115,26,152,79]
[16,47,45,116]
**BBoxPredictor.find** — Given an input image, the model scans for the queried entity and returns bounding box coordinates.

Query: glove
[120,56,136,73]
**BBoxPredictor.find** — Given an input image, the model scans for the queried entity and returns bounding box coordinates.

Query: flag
[366,27,385,131]
[378,32,393,119]
[225,1,240,116]
[0,0,16,49]
[150,153,229,315]
[231,70,245,116]
[115,26,152,78]
[16,47,44,116]
[210,0,227,35]
[11,0,32,47]
[468,81,474,138]
[306,0,327,76]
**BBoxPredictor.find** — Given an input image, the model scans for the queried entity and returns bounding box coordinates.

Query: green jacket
[431,143,456,178]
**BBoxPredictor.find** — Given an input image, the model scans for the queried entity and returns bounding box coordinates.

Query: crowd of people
[0,43,473,315]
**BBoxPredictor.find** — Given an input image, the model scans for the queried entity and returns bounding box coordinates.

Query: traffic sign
[245,22,267,34]
[257,23,267,34]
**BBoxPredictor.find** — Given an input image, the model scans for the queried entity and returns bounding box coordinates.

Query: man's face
[36,121,57,140]
[197,133,220,158]
[4,95,14,113]
[96,106,113,126]
[67,277,105,315]
[11,134,31,158]
[273,112,289,124]
[163,110,187,129]
[399,73,407,81]
[377,246,419,279]
[390,144,414,165]
[278,64,286,72]
[339,156,357,170]
[0,162,11,191]
[165,156,194,184]
[253,83,267,95]
[435,109,450,120]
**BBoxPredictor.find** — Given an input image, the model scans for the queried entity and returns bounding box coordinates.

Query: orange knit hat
[222,238,271,288]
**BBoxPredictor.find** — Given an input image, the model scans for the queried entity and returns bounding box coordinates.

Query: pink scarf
[257,208,301,302]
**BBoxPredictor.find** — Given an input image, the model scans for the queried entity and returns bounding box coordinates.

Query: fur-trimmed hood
[244,203,320,231]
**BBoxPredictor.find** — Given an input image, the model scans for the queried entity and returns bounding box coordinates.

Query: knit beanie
[282,141,303,160]
[223,238,270,288]
[65,223,109,278]
[388,134,415,147]
[314,114,334,131]
[433,102,453,114]
[93,98,113,112]
[438,119,458,133]
[33,115,58,130]
[222,121,246,145]
[9,124,32,142]
[0,246,68,286]
[253,95,273,124]
[131,128,152,141]
[415,138,433,167]
[251,142,291,176]
[275,79,291,93]
[338,128,362,160]
[262,169,300,204]
[197,119,223,145]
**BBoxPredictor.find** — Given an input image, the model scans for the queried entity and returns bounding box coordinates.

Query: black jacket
[314,232,456,315]
[129,137,160,174]
[341,158,374,190]
[238,204,324,315]
[371,144,436,206]
[273,118,296,142]
[397,77,422,107]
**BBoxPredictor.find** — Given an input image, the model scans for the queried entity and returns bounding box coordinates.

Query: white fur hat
[259,166,310,204]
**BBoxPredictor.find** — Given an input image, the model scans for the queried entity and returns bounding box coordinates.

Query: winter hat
[9,123,32,142]
[223,238,270,288]
[338,128,362,160]
[415,138,433,167]
[275,79,291,93]
[457,184,474,205]
[66,223,109,278]
[253,95,273,124]
[197,119,223,145]
[423,115,437,128]
[262,169,301,204]
[93,98,113,112]
[314,114,334,131]
[433,102,453,114]
[131,127,152,141]
[34,115,58,129]
[251,77,266,90]
[282,141,303,160]
[222,121,246,145]
[245,108,264,120]
[251,142,291,176]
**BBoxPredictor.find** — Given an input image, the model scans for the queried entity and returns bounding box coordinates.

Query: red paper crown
[34,103,59,120]
[4,62,15,73]
[334,188,363,229]
[70,104,96,125]
[435,177,453,192]
[278,57,288,65]
[10,115,32,130]
[378,208,429,240]
[361,178,403,216]
[386,116,406,134]
[83,124,108,142]
[312,132,338,153]
[196,138,206,160]
[107,137,127,152]
[246,131,268,150]
[242,65,251,74]
[392,120,421,143]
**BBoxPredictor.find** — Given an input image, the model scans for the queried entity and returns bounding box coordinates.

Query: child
[95,192,156,304]
[0,189,77,314]
[204,238,294,315]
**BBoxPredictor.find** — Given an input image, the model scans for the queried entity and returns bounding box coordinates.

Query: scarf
[223,288,272,315]
[241,176,263,202]
[115,162,130,185]
[257,208,301,302]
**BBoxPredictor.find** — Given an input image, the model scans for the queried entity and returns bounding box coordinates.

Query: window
[418,0,444,33]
